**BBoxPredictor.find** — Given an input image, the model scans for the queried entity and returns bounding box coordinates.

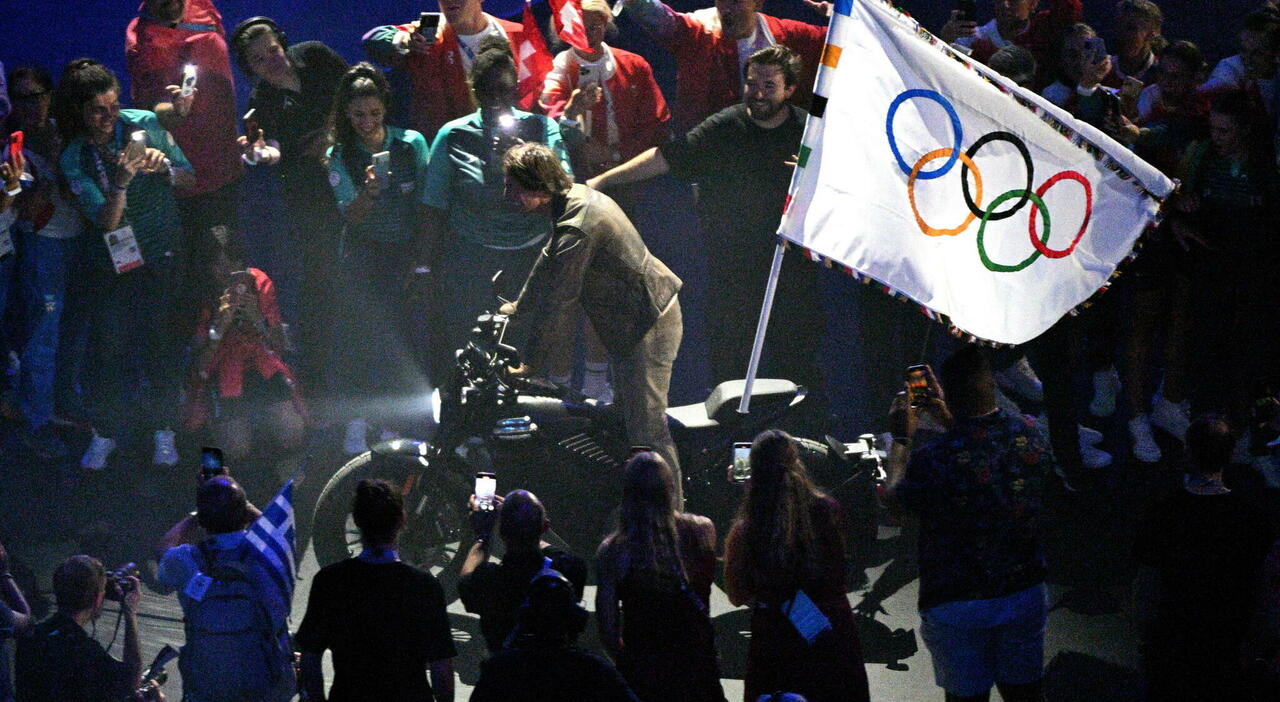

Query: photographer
[155,476,293,702]
[458,489,587,654]
[14,556,142,702]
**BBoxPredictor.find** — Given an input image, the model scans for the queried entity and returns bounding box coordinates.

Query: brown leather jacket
[508,184,681,372]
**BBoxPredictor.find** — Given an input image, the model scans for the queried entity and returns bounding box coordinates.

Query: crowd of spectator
[2,0,1280,699]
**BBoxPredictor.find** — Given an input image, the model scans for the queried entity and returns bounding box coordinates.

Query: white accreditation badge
[104,225,145,274]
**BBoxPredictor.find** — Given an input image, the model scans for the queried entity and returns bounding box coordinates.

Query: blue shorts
[920,583,1048,697]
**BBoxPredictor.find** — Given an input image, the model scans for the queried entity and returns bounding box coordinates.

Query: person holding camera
[459,489,587,654]
[154,476,294,702]
[296,479,456,701]
[881,347,1053,702]
[14,555,142,702]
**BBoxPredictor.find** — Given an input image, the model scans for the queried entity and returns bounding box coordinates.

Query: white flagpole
[738,240,787,414]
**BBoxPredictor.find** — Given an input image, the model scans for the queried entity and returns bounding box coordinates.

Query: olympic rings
[961,131,1034,221]
[1028,171,1093,258]
[884,88,1096,272]
[909,148,982,237]
[977,190,1052,273]
[886,89,963,180]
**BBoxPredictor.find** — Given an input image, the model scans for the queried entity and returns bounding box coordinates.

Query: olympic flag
[777,0,1174,345]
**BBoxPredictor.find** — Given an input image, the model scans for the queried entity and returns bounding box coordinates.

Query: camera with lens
[104,562,139,602]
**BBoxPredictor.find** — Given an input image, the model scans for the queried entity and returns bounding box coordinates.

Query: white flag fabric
[778,0,1174,345]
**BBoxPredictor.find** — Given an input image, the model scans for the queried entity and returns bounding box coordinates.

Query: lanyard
[88,121,124,194]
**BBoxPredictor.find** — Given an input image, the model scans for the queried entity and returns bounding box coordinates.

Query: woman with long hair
[723,430,869,702]
[326,62,432,448]
[596,452,724,702]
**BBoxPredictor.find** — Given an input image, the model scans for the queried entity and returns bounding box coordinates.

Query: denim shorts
[920,583,1048,696]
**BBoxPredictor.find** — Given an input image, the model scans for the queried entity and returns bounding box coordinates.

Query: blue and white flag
[244,479,296,606]
[777,0,1174,344]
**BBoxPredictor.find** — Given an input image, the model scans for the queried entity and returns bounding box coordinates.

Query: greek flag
[777,0,1175,344]
[244,480,296,606]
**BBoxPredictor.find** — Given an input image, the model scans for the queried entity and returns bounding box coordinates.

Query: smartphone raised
[579,63,597,87]
[418,12,441,41]
[1084,36,1108,65]
[906,364,932,408]
[371,150,391,182]
[123,130,148,161]
[180,63,198,98]
[200,446,225,481]
[243,108,262,143]
[956,0,976,22]
[8,130,23,163]
[731,442,752,482]
[475,472,497,510]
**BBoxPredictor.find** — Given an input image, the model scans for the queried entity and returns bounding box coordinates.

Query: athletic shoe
[1128,414,1162,463]
[1079,425,1104,446]
[81,432,117,471]
[345,418,370,455]
[1080,443,1113,470]
[1150,396,1191,442]
[995,357,1044,403]
[153,429,179,466]
[1089,367,1121,418]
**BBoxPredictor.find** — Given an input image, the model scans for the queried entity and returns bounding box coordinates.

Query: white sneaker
[995,357,1044,402]
[1089,367,1121,418]
[1080,443,1113,470]
[1150,397,1191,442]
[1079,425,1104,446]
[153,429,179,466]
[345,418,370,455]
[1128,414,1162,463]
[81,432,117,471]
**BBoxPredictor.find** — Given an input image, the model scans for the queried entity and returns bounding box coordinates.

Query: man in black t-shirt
[15,556,142,702]
[588,45,825,423]
[296,479,456,701]
[458,490,588,653]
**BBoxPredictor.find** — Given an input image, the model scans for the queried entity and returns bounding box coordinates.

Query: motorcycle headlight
[429,387,442,425]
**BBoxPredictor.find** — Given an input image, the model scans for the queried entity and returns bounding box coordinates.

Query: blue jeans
[18,232,75,430]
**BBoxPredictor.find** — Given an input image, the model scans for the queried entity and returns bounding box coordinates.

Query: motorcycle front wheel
[311,448,470,579]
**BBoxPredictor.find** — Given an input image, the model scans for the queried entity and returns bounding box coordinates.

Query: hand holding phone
[905,364,934,408]
[418,12,441,41]
[180,64,198,98]
[123,130,148,162]
[371,150,391,183]
[199,446,226,482]
[474,472,497,510]
[730,442,752,483]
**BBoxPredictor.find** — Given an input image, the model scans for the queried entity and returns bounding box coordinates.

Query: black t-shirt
[457,547,588,653]
[248,41,349,169]
[295,559,457,702]
[660,103,806,271]
[470,645,640,702]
[14,612,132,702]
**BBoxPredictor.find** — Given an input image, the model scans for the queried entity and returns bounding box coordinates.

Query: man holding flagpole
[156,476,297,702]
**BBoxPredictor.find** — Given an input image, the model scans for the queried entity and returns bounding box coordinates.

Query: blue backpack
[178,541,290,701]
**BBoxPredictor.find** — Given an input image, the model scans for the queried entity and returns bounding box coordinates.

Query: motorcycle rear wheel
[311,450,470,578]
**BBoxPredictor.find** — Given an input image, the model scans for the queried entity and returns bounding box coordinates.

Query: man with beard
[619,0,826,134]
[588,46,825,426]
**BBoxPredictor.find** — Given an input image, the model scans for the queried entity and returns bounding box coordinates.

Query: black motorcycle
[311,307,882,573]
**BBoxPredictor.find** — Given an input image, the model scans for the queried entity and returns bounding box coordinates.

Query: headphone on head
[230,16,288,76]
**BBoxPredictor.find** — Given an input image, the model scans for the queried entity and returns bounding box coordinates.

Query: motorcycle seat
[666,379,800,429]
